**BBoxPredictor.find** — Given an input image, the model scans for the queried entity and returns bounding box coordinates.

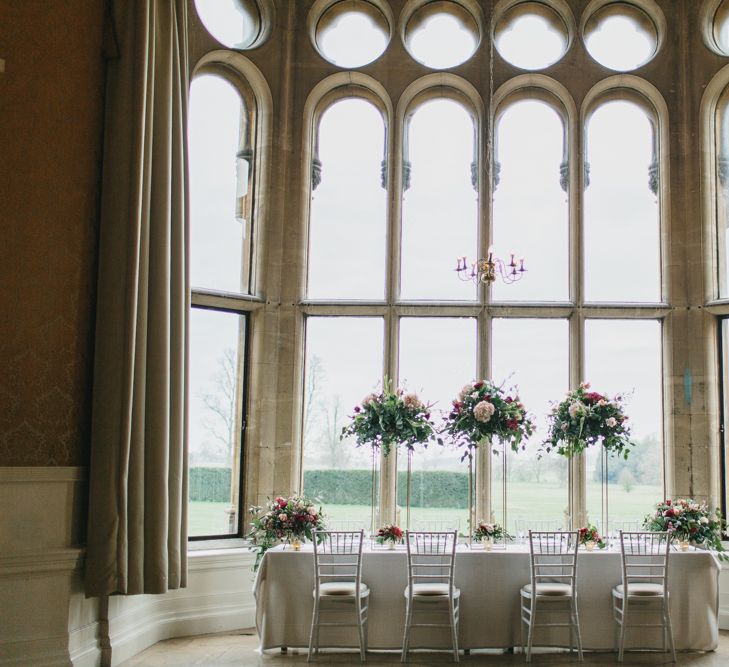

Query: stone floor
[120,630,729,666]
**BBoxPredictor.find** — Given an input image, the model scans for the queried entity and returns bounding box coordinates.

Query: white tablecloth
[253,544,720,652]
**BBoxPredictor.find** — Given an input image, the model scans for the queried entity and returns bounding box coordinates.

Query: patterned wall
[0,1,105,466]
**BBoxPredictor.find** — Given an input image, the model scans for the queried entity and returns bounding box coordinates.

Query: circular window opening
[404,1,480,70]
[194,0,265,49]
[316,1,390,68]
[583,3,659,71]
[713,0,729,55]
[494,2,570,70]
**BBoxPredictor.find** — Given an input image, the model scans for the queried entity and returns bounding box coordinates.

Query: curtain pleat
[86,0,189,597]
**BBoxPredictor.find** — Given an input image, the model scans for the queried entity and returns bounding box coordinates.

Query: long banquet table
[253,544,720,652]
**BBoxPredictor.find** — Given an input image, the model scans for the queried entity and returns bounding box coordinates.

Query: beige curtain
[86,0,189,597]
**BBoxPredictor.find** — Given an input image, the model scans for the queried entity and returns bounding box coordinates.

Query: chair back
[618,531,670,595]
[405,530,458,594]
[312,530,365,596]
[528,530,579,594]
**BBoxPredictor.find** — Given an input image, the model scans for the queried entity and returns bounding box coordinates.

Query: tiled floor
[120,629,729,666]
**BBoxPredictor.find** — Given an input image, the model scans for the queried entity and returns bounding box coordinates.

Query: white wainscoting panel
[105,549,257,666]
[0,467,91,667]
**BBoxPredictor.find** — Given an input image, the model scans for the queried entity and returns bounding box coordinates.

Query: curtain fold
[86,0,189,597]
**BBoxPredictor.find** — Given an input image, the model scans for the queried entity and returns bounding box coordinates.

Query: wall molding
[105,549,257,666]
[0,467,86,483]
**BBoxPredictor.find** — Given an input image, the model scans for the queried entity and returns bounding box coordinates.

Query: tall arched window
[492,97,569,302]
[187,71,258,538]
[584,98,661,303]
[400,98,478,300]
[307,96,387,300]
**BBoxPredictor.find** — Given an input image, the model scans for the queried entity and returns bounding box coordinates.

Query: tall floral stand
[369,446,380,537]
[405,449,413,530]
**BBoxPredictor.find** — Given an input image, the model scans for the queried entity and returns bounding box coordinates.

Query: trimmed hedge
[304,469,469,509]
[190,466,232,502]
[189,467,470,508]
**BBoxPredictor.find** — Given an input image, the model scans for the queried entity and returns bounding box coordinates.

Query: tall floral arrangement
[248,496,325,569]
[541,382,632,459]
[340,380,434,457]
[643,498,727,560]
[440,379,534,457]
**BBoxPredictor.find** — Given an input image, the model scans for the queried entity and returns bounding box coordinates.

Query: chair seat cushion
[404,583,460,597]
[613,583,664,597]
[316,581,369,596]
[521,583,572,597]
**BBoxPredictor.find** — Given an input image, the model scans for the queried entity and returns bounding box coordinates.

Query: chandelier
[455,248,526,285]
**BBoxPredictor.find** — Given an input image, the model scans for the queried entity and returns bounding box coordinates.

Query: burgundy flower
[354,406,361,413]
[505,397,513,404]
[473,381,484,390]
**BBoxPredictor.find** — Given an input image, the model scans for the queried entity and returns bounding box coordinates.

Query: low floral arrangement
[473,521,512,542]
[578,524,606,549]
[375,523,403,545]
[340,379,434,457]
[248,496,325,569]
[541,382,633,459]
[440,380,534,458]
[643,498,728,560]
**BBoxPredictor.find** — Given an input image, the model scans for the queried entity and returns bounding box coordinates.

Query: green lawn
[190,482,664,537]
[189,501,234,537]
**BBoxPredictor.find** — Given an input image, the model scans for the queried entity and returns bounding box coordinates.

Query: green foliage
[643,498,728,560]
[439,380,535,457]
[304,469,471,508]
[189,466,231,503]
[473,521,512,541]
[247,496,326,570]
[541,383,633,459]
[340,379,434,457]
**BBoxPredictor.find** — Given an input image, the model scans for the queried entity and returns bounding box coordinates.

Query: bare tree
[322,395,349,468]
[200,348,239,465]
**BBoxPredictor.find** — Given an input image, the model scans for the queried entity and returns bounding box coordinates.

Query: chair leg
[450,599,459,663]
[356,599,366,662]
[618,602,627,662]
[520,603,526,656]
[526,598,536,663]
[572,600,584,662]
[664,599,676,663]
[401,598,413,662]
[308,598,319,662]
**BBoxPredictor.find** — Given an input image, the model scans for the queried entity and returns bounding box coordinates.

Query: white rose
[473,400,496,423]
[362,393,378,406]
[459,384,474,400]
[568,402,585,419]
[700,516,709,524]
[606,417,617,427]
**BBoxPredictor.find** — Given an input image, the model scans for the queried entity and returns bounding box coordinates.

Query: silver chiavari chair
[401,530,460,663]
[612,531,675,662]
[308,530,369,662]
[520,530,583,662]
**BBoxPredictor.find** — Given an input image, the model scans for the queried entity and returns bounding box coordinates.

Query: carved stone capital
[492,160,501,190]
[560,160,569,193]
[648,158,659,196]
[403,160,412,191]
[312,157,322,191]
